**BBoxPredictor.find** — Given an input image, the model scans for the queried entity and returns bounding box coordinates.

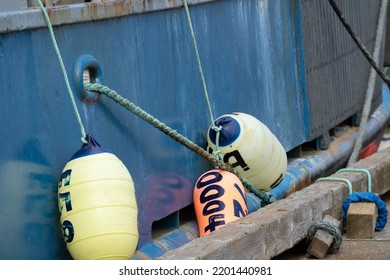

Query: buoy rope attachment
[35,0,87,144]
[211,124,223,161]
[85,83,275,206]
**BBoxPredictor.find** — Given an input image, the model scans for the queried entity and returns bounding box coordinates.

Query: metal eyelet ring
[74,54,103,103]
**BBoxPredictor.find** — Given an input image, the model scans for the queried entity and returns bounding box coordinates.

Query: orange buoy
[207,112,287,191]
[193,169,248,237]
[58,134,138,260]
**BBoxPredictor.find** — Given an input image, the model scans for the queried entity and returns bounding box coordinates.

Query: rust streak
[47,6,71,26]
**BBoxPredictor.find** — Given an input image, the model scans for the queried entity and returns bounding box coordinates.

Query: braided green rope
[307,220,342,254]
[36,0,87,144]
[316,177,353,195]
[85,83,275,206]
[336,168,372,193]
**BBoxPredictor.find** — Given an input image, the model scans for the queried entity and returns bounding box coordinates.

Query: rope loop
[211,125,223,133]
[307,220,342,254]
[316,177,353,195]
[316,168,372,194]
[343,192,388,231]
[336,168,372,192]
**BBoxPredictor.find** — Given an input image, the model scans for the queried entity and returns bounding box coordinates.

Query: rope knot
[211,125,223,133]
[212,150,223,161]
[211,125,223,161]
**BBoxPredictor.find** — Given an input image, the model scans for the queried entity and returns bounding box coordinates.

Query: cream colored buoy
[193,169,248,237]
[58,134,138,260]
[207,112,287,191]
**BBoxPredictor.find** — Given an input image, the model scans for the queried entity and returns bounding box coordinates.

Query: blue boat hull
[0,0,387,259]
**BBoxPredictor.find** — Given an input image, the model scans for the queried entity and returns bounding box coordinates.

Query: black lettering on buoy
[58,191,72,214]
[196,171,223,189]
[200,184,226,215]
[223,150,250,171]
[58,169,72,189]
[204,214,225,233]
[203,200,225,216]
[200,185,225,203]
[233,182,248,217]
[269,173,284,189]
[233,199,248,217]
[62,220,74,243]
[234,183,246,200]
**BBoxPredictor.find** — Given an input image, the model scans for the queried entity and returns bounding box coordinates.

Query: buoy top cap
[70,134,107,160]
[208,114,241,147]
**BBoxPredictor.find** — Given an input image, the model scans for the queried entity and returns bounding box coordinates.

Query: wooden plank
[307,215,341,258]
[347,202,377,239]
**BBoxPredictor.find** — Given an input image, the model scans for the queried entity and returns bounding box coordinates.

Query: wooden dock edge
[159,147,390,260]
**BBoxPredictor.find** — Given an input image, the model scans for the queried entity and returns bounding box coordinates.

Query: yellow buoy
[193,169,248,237]
[207,112,287,191]
[58,135,138,260]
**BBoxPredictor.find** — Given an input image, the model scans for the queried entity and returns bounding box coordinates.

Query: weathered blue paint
[133,242,166,260]
[133,221,199,260]
[0,0,386,259]
[293,0,311,140]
